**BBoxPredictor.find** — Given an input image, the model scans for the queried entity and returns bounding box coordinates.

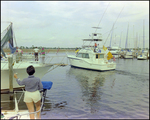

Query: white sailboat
[137,20,147,60]
[137,53,147,60]
[108,46,121,59]
[123,49,133,59]
[1,22,53,92]
[1,81,53,119]
[123,23,133,59]
[67,30,116,71]
[108,28,121,59]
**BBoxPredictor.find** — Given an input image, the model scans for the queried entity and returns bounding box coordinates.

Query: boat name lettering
[107,64,114,68]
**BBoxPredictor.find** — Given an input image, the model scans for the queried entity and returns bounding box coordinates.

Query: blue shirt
[16,75,43,92]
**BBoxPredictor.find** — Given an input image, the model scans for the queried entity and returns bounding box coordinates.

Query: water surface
[1,53,149,119]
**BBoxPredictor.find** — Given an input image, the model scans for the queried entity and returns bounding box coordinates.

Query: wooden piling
[8,55,13,100]
[16,53,19,63]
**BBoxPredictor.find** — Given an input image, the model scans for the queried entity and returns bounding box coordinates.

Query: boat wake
[115,70,148,82]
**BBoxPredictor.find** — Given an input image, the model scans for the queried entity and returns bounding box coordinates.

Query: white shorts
[24,90,41,103]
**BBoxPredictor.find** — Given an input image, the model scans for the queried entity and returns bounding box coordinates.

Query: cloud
[1,1,149,48]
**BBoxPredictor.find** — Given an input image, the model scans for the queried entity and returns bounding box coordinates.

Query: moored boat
[137,54,147,60]
[123,49,133,59]
[1,81,53,119]
[108,46,121,59]
[1,56,53,91]
[137,20,148,60]
[1,22,53,92]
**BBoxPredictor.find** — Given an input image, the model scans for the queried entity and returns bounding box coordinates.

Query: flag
[56,48,59,54]
[107,51,113,60]
[103,45,107,51]
[75,49,79,53]
[113,56,116,61]
[48,49,50,53]
[103,45,113,60]
[103,45,109,54]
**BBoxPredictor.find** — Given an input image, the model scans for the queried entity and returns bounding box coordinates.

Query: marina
[1,25,149,118]
[1,1,149,119]
[1,52,149,119]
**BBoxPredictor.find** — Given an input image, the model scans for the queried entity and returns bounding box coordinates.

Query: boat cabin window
[76,53,89,58]
[82,53,89,58]
[96,54,104,59]
[76,53,82,58]
[100,54,104,58]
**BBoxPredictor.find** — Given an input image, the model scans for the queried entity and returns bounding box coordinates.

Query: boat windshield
[76,53,89,58]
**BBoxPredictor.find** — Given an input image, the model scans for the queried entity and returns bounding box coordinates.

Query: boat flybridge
[67,33,116,71]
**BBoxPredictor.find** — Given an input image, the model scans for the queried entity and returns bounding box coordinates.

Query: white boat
[137,53,147,60]
[108,46,121,58]
[123,23,133,59]
[137,20,147,60]
[67,32,116,71]
[1,22,53,92]
[1,55,53,91]
[123,49,133,59]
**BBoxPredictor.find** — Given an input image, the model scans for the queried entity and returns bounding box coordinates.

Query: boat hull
[68,56,116,71]
[112,54,121,59]
[137,55,147,60]
[1,110,30,119]
[1,62,53,90]
[123,55,133,59]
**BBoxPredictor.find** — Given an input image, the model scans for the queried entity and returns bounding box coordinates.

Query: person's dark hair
[26,65,35,75]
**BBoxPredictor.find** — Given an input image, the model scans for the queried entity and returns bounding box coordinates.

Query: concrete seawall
[3,48,75,53]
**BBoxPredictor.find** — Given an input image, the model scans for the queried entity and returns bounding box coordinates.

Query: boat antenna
[103,27,117,35]
[87,3,110,47]
[103,5,125,46]
[94,2,110,33]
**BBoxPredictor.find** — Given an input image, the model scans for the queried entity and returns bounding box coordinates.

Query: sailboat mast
[133,25,135,49]
[136,32,138,49]
[125,23,129,49]
[109,23,114,48]
[143,20,145,50]
[119,32,122,48]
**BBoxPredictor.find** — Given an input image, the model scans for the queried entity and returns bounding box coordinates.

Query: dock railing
[5,89,47,120]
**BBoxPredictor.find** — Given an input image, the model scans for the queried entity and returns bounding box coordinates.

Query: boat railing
[1,54,68,70]
[6,88,47,120]
[43,55,68,65]
[1,61,9,69]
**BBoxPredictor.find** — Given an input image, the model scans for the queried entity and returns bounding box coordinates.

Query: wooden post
[16,53,19,63]
[8,55,13,100]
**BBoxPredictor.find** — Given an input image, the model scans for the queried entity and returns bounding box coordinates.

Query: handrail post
[8,54,14,100]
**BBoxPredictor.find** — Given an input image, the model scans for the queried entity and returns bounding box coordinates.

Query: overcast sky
[1,1,149,48]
